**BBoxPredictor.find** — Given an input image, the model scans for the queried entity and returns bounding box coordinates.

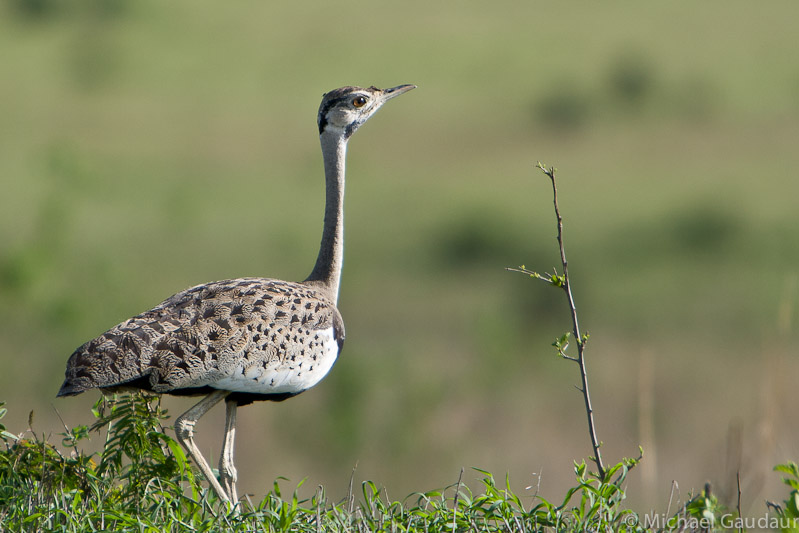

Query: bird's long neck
[305,130,347,303]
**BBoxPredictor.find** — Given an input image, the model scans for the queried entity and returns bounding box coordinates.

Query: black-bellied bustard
[58,84,416,504]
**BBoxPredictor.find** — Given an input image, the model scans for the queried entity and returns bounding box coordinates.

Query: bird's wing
[57,278,344,396]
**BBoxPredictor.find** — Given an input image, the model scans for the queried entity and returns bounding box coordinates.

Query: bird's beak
[382,84,417,101]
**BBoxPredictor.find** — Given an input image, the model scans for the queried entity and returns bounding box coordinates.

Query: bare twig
[508,162,606,480]
[736,471,743,533]
[665,480,679,519]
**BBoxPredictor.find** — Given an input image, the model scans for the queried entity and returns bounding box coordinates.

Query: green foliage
[0,394,226,532]
[19,394,799,532]
[771,462,799,532]
[552,332,571,354]
[0,395,664,531]
[677,484,727,531]
[0,402,17,442]
[89,394,196,499]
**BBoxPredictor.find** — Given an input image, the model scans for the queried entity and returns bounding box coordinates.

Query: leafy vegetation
[1,395,797,531]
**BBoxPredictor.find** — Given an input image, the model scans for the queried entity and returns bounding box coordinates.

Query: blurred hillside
[1,0,798,513]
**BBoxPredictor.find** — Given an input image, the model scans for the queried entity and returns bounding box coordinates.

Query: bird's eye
[352,96,367,108]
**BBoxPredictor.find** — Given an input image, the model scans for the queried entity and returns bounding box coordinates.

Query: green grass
[2,395,798,531]
[0,394,740,532]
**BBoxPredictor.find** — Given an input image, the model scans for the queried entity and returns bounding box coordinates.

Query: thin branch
[736,471,743,533]
[665,480,680,520]
[541,162,606,479]
[526,162,606,480]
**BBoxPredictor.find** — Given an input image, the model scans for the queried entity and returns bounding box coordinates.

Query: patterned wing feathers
[57,278,343,397]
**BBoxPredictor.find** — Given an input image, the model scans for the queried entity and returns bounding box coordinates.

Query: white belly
[211,326,339,394]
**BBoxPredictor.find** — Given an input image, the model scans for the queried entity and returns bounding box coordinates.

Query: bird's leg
[174,389,230,503]
[219,399,238,503]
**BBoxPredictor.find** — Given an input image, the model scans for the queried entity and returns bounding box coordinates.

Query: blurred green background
[1,0,798,513]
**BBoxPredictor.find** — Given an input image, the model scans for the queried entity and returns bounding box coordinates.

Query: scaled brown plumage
[58,278,344,406]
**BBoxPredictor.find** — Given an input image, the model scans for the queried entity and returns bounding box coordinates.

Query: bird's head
[317,84,416,139]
